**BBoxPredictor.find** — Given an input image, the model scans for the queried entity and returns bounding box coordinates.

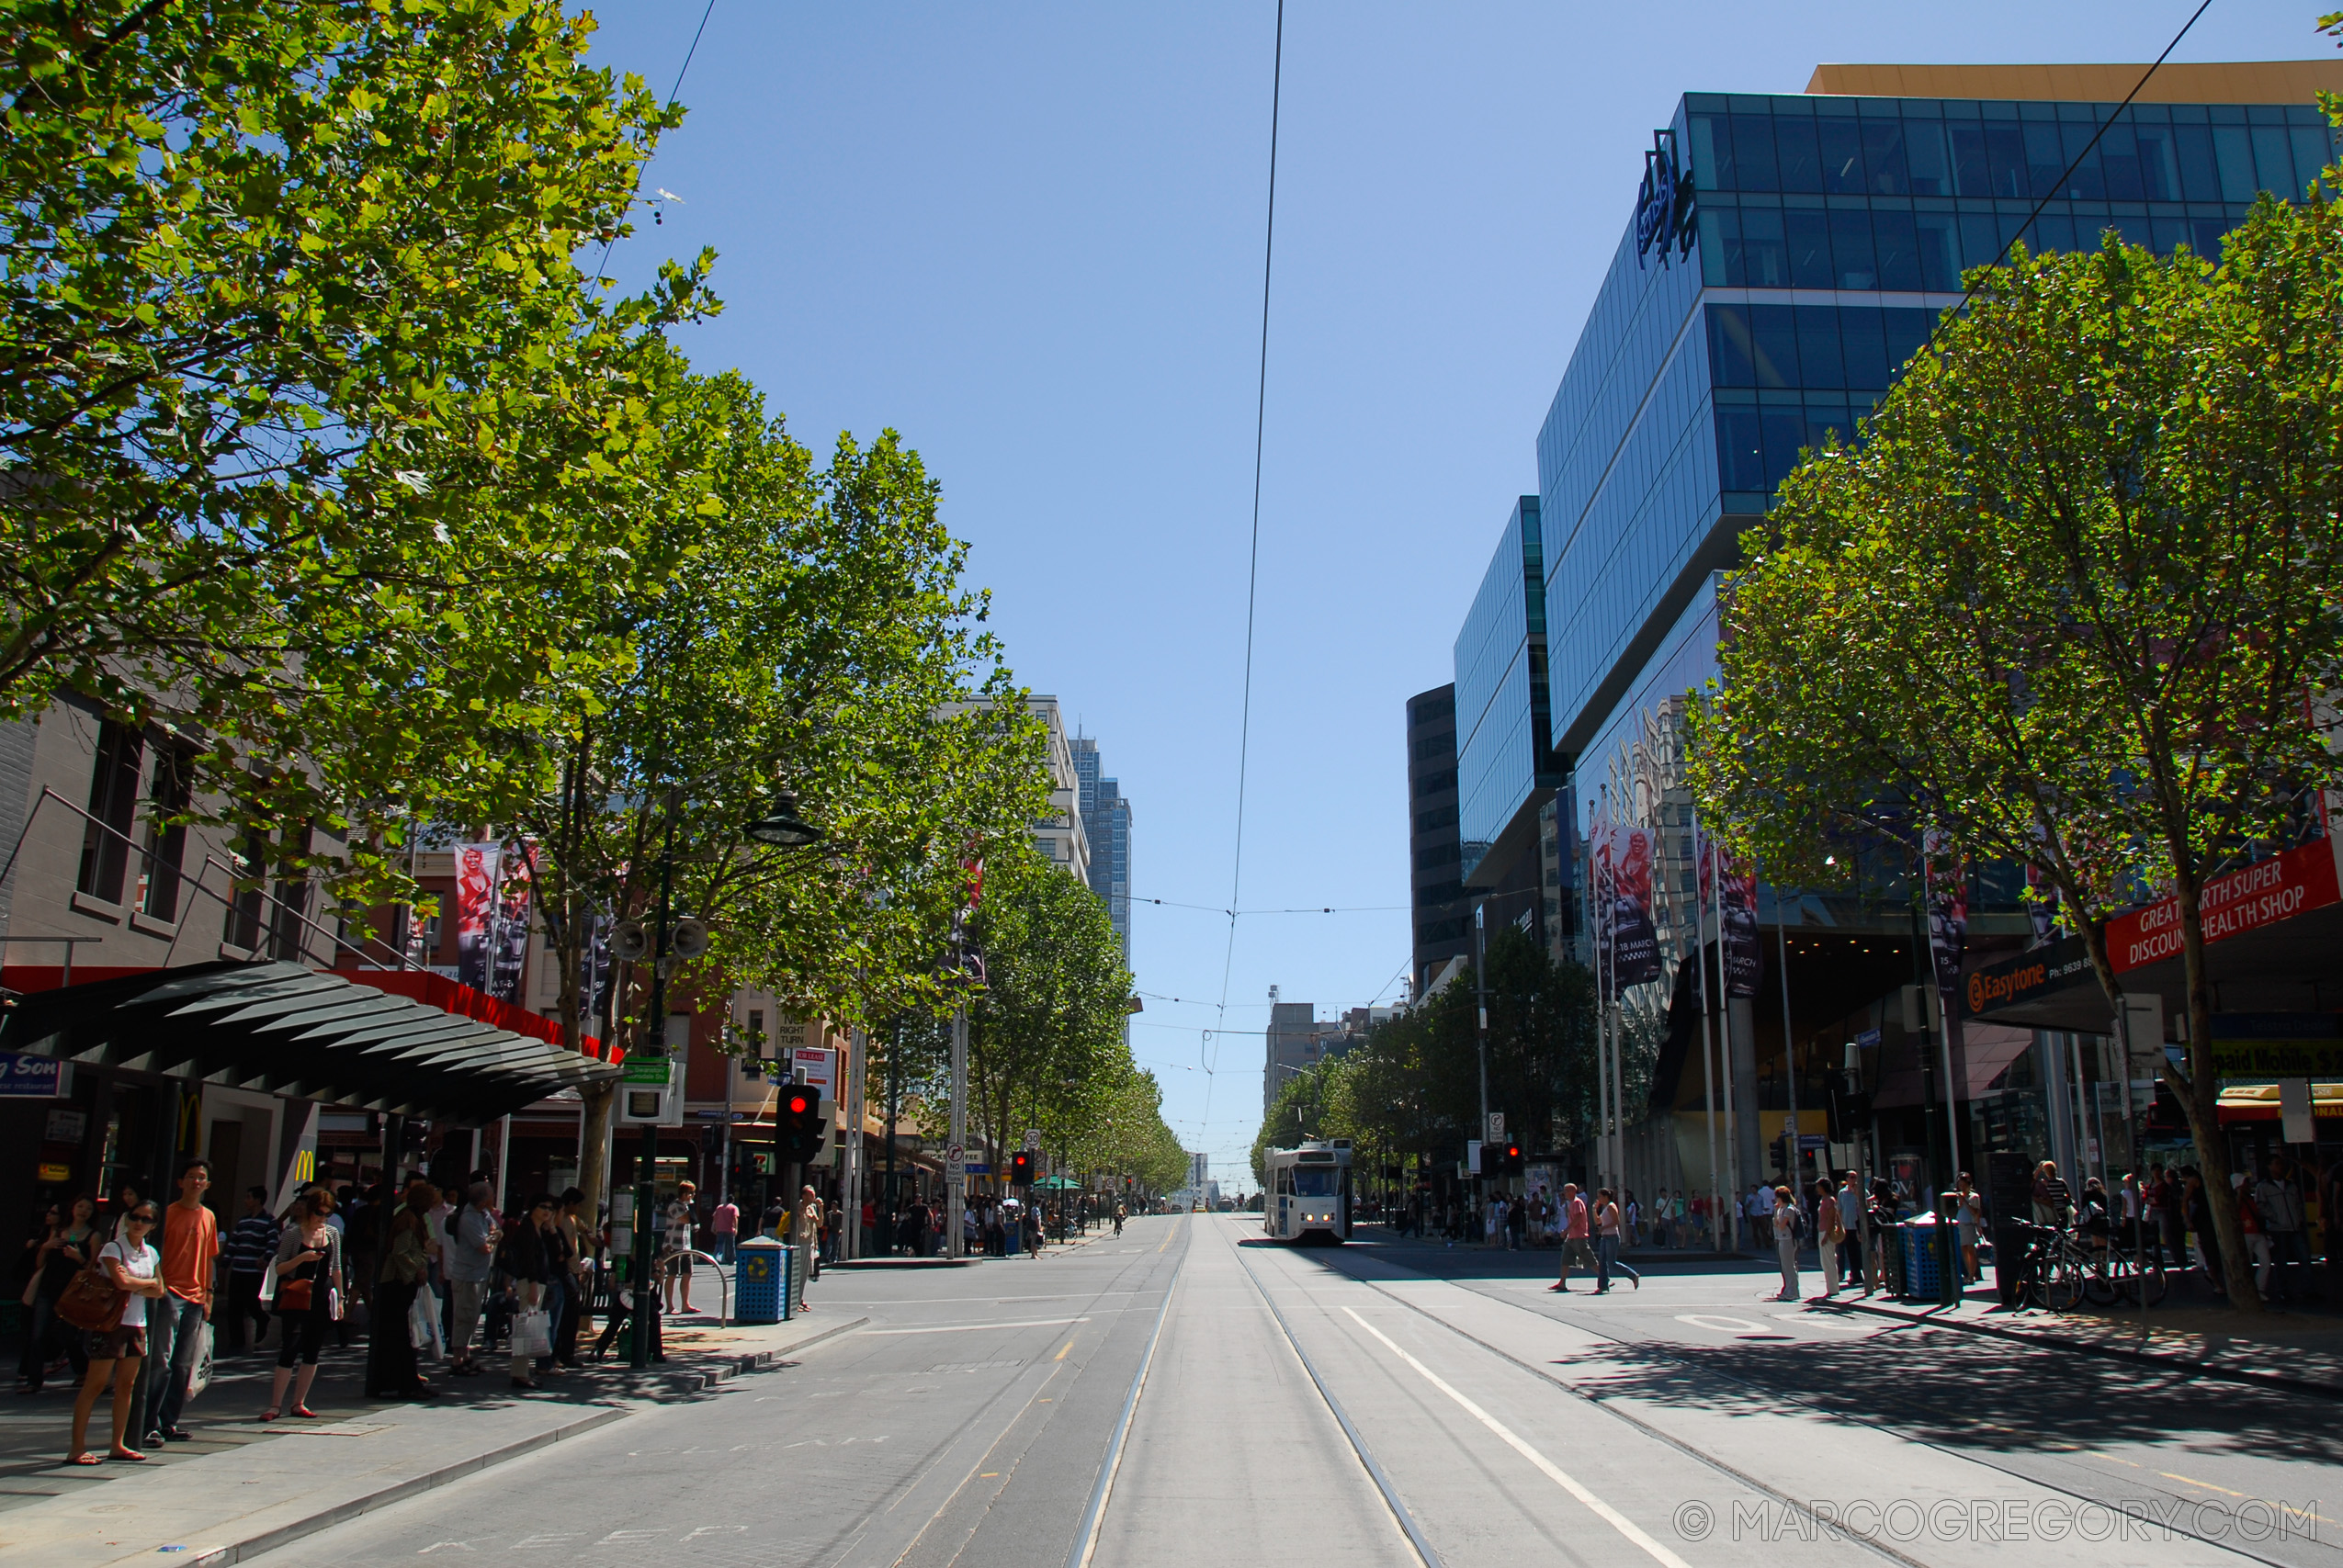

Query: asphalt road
[250,1215,2343,1568]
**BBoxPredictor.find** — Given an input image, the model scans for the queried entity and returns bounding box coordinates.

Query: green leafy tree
[1691,215,2343,1312]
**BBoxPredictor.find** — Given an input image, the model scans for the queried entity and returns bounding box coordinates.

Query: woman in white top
[67,1201,168,1464]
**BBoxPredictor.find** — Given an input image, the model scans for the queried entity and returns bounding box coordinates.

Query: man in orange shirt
[143,1158,221,1446]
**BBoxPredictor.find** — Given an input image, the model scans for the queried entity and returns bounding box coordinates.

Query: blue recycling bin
[736,1236,786,1323]
[1899,1214,1942,1299]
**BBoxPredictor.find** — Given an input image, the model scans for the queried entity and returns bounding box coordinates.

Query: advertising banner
[2105,838,2340,976]
[791,1046,837,1101]
[1701,841,1760,998]
[1922,836,1967,1011]
[455,841,534,1004]
[578,909,615,1025]
[1602,822,1661,994]
[2207,1014,2343,1080]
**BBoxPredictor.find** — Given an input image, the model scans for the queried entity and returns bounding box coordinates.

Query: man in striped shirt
[222,1187,280,1355]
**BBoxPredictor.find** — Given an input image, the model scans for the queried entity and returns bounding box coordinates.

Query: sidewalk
[0,1312,861,1566]
[1817,1277,2343,1400]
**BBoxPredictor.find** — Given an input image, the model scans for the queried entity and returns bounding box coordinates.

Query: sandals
[289,1404,318,1419]
[67,1452,100,1466]
[108,1448,147,1461]
[260,1408,280,1422]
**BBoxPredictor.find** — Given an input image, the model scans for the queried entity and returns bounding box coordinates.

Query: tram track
[1317,1251,2294,1568]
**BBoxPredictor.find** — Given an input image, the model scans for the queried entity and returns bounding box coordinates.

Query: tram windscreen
[1291,1167,1339,1197]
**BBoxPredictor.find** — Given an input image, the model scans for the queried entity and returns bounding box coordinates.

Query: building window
[75,721,144,903]
[133,745,193,922]
[225,822,268,953]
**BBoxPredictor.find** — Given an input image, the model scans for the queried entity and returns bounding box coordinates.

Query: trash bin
[1899,1214,1942,1299]
[735,1236,785,1324]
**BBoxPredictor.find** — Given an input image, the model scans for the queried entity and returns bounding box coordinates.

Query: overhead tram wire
[1199,0,1286,1148]
[1138,896,1407,915]
[1918,0,2214,359]
[589,0,721,288]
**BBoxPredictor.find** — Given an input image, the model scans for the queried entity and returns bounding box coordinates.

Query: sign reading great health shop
[2103,838,2341,976]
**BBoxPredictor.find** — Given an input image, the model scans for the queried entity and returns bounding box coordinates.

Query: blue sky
[577,1,2325,1187]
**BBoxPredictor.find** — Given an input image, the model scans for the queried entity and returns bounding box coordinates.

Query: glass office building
[1453,497,1557,897]
[1541,71,2337,803]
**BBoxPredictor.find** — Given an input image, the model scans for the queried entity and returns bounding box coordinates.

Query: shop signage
[0,1052,66,1099]
[1634,127,1697,269]
[2208,1014,2343,1079]
[1967,936,2093,1017]
[2105,839,2341,975]
[623,1057,673,1085]
[37,1163,69,1182]
[788,1046,835,1100]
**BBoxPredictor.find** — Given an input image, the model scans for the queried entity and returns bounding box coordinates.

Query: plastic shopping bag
[513,1306,551,1360]
[409,1285,446,1359]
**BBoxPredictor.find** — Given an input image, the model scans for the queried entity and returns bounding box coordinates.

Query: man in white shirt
[1745,1184,1775,1250]
[1839,1171,1868,1292]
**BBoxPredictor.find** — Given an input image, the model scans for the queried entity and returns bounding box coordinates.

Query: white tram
[1262,1140,1352,1244]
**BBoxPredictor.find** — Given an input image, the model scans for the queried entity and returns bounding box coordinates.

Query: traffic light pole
[628,801,679,1371]
[946,1005,967,1260]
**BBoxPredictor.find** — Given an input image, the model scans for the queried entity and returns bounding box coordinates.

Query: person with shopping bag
[495,1195,556,1391]
[62,1201,168,1463]
[365,1184,438,1401]
[261,1192,343,1421]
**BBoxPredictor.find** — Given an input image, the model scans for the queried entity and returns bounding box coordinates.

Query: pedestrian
[1021,1201,1044,1258]
[710,1194,739,1266]
[1865,1179,1901,1297]
[261,1191,341,1421]
[495,1194,557,1389]
[2032,1160,2072,1227]
[221,1187,279,1357]
[1839,1170,1869,1291]
[1624,1190,1641,1247]
[365,1183,437,1400]
[1953,1172,1984,1284]
[1744,1183,1774,1253]
[2238,1176,2273,1300]
[534,1195,572,1376]
[65,1200,167,1464]
[793,1185,824,1296]
[1593,1189,1640,1292]
[1506,1192,1527,1251]
[1771,1184,1803,1300]
[553,1190,586,1369]
[1113,1200,1126,1237]
[1548,1183,1597,1292]
[141,1158,219,1447]
[1815,1179,1842,1294]
[18,1196,95,1394]
[662,1181,697,1314]
[2255,1157,2307,1303]
[442,1183,497,1378]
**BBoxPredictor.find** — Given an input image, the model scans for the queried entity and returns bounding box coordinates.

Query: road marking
[865,1316,1091,1335]
[1055,1338,1074,1361]
[1673,1314,1764,1334]
[2158,1471,2249,1498]
[1342,1306,1692,1568]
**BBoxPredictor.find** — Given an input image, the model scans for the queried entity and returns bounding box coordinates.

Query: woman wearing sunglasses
[65,1203,168,1464]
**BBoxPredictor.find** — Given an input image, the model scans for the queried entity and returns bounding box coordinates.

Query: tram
[1262,1139,1353,1244]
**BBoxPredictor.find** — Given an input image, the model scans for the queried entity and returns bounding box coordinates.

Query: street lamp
[746,792,821,848]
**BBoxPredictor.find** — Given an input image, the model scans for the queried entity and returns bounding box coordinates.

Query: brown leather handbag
[54,1258,127,1332]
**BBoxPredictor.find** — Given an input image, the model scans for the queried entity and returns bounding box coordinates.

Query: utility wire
[1919,0,2213,356]
[1139,896,1405,915]
[591,0,721,288]
[1200,0,1285,1144]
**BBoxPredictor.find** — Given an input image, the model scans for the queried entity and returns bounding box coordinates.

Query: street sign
[1024,1127,1042,1151]
[622,1058,673,1085]
[945,1142,966,1177]
[962,1163,991,1175]
[1485,1112,1505,1143]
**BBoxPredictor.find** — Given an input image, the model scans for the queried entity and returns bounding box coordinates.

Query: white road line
[1341,1306,1692,1568]
[865,1316,1091,1335]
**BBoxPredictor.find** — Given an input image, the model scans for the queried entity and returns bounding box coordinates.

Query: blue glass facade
[1540,88,2336,791]
[1453,497,1551,884]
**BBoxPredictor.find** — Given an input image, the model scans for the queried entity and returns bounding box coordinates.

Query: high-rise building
[1405,686,1470,998]
[1262,1000,1391,1121]
[1022,697,1090,885]
[1070,734,1132,964]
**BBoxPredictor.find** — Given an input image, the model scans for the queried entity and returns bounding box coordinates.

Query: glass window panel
[1807,402,1856,452]
[1730,114,1779,192]
[1905,119,1951,196]
[1690,114,1728,190]
[2213,127,2258,200]
[1915,211,1961,290]
[1784,209,1833,288]
[2149,213,2190,254]
[1872,208,1923,290]
[1738,206,1788,286]
[2056,121,2105,200]
[1708,304,1754,387]
[2190,215,2230,259]
[2031,212,2077,254]
[1986,121,2031,197]
[2133,126,2180,201]
[2106,212,2148,250]
[1883,308,1933,371]
[1773,114,1825,193]
[1749,304,1798,389]
[1794,305,1844,389]
[2251,127,2293,195]
[1717,403,1764,491]
[2174,124,2221,200]
[1698,208,1733,285]
[1829,207,1878,288]
[2024,122,2066,197]
[2098,123,2144,201]
[1959,211,2004,273]
[1818,118,1866,194]
[1760,407,1807,492]
[1840,308,1889,389]
[2292,127,2333,195]
[1949,124,1992,197]
[1862,121,1909,195]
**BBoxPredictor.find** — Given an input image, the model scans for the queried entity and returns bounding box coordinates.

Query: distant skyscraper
[1070,734,1132,964]
[1407,685,1470,998]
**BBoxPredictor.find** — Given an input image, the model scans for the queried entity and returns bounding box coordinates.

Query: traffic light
[1503,1142,1523,1176]
[1009,1151,1036,1186]
[777,1084,828,1163]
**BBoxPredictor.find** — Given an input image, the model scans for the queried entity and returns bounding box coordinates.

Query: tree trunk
[577,1081,616,1223]
[2173,874,2259,1312]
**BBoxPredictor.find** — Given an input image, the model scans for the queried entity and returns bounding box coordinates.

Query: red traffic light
[785,1090,811,1116]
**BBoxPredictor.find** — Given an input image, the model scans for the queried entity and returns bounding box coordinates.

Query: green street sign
[623,1057,673,1085]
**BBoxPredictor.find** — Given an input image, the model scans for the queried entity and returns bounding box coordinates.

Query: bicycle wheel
[2124,1254,2170,1307]
[2045,1251,2088,1312]
[2082,1249,2119,1306]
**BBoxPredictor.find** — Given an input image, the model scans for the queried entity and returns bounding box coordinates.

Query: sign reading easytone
[0,1052,65,1099]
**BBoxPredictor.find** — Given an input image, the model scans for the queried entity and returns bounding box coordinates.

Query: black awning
[0,961,617,1122]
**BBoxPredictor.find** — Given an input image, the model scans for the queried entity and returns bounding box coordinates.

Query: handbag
[55,1259,127,1332]
[513,1306,551,1359]
[278,1278,314,1313]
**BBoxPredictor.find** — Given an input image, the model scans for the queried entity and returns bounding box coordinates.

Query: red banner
[2106,839,2342,976]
